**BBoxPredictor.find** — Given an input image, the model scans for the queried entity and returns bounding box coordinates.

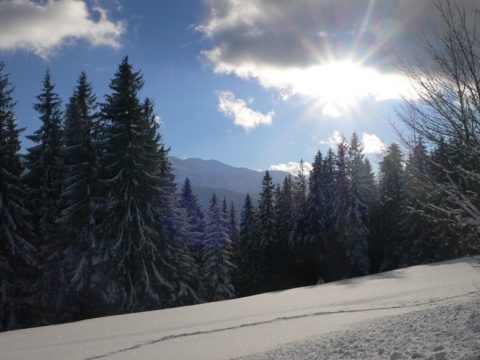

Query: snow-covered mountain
[169,156,290,210]
[2,256,480,359]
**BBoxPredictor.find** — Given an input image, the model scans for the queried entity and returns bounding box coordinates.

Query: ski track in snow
[2,257,480,360]
[86,292,480,360]
[237,296,480,360]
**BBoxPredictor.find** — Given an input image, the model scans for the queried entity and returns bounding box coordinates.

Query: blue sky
[0,0,475,174]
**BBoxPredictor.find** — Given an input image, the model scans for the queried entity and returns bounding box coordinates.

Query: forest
[1,2,480,331]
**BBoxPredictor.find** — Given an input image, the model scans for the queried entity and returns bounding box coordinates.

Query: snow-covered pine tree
[400,138,457,265]
[99,57,179,312]
[0,62,36,331]
[331,136,350,278]
[228,201,239,242]
[161,166,201,306]
[320,148,340,281]
[202,193,236,302]
[221,196,229,231]
[258,171,276,248]
[373,143,405,271]
[274,176,293,249]
[306,151,327,242]
[333,136,349,232]
[344,133,370,275]
[236,193,259,296]
[55,72,104,319]
[257,171,277,292]
[322,149,336,234]
[425,138,465,259]
[289,159,315,284]
[179,177,206,255]
[23,69,64,324]
[273,176,296,287]
[303,150,327,283]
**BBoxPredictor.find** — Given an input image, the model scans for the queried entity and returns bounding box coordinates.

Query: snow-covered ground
[2,257,480,360]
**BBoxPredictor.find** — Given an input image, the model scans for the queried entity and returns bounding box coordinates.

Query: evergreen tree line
[0,54,478,331]
[0,57,228,330]
[234,134,479,298]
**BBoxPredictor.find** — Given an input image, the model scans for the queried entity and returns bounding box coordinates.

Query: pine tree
[0,62,36,330]
[257,171,277,291]
[179,177,206,255]
[373,143,405,271]
[236,193,259,296]
[303,151,327,283]
[427,139,465,258]
[23,69,64,323]
[273,176,296,287]
[161,168,201,306]
[274,176,293,248]
[56,72,102,319]
[401,138,458,265]
[228,201,239,242]
[332,136,350,278]
[320,148,339,281]
[99,57,179,312]
[202,193,236,302]
[344,133,370,275]
[258,171,276,247]
[289,159,315,285]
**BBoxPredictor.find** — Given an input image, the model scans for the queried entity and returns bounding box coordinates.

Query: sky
[0,0,477,174]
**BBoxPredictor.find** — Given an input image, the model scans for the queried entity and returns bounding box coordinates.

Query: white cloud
[270,161,312,176]
[320,130,344,147]
[0,0,126,58]
[362,133,386,154]
[217,90,274,132]
[197,0,462,108]
[320,131,385,154]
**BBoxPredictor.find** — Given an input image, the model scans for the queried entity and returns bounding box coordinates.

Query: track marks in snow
[238,297,480,360]
[83,291,479,360]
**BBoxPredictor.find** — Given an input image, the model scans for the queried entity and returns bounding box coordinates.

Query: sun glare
[283,60,410,117]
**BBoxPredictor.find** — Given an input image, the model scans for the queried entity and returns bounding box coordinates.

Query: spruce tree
[202,193,236,302]
[179,177,206,254]
[332,136,350,278]
[0,62,36,330]
[56,72,102,319]
[161,168,201,305]
[374,143,405,271]
[24,69,64,323]
[303,151,327,283]
[99,57,179,312]
[401,138,457,265]
[236,193,259,296]
[321,148,339,281]
[344,133,370,275]
[289,159,314,285]
[273,176,295,287]
[228,201,239,242]
[257,171,276,291]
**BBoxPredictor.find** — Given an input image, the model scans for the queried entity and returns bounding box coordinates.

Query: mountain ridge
[168,156,291,210]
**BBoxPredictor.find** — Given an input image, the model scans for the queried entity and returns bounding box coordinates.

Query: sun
[285,60,409,117]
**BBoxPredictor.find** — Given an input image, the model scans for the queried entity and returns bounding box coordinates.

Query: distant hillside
[168,156,290,211]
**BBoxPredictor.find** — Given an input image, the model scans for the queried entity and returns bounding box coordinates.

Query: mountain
[169,156,290,211]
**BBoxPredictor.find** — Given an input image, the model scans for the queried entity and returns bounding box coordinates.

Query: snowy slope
[2,257,480,360]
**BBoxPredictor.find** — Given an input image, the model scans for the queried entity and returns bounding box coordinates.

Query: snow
[1,257,480,360]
